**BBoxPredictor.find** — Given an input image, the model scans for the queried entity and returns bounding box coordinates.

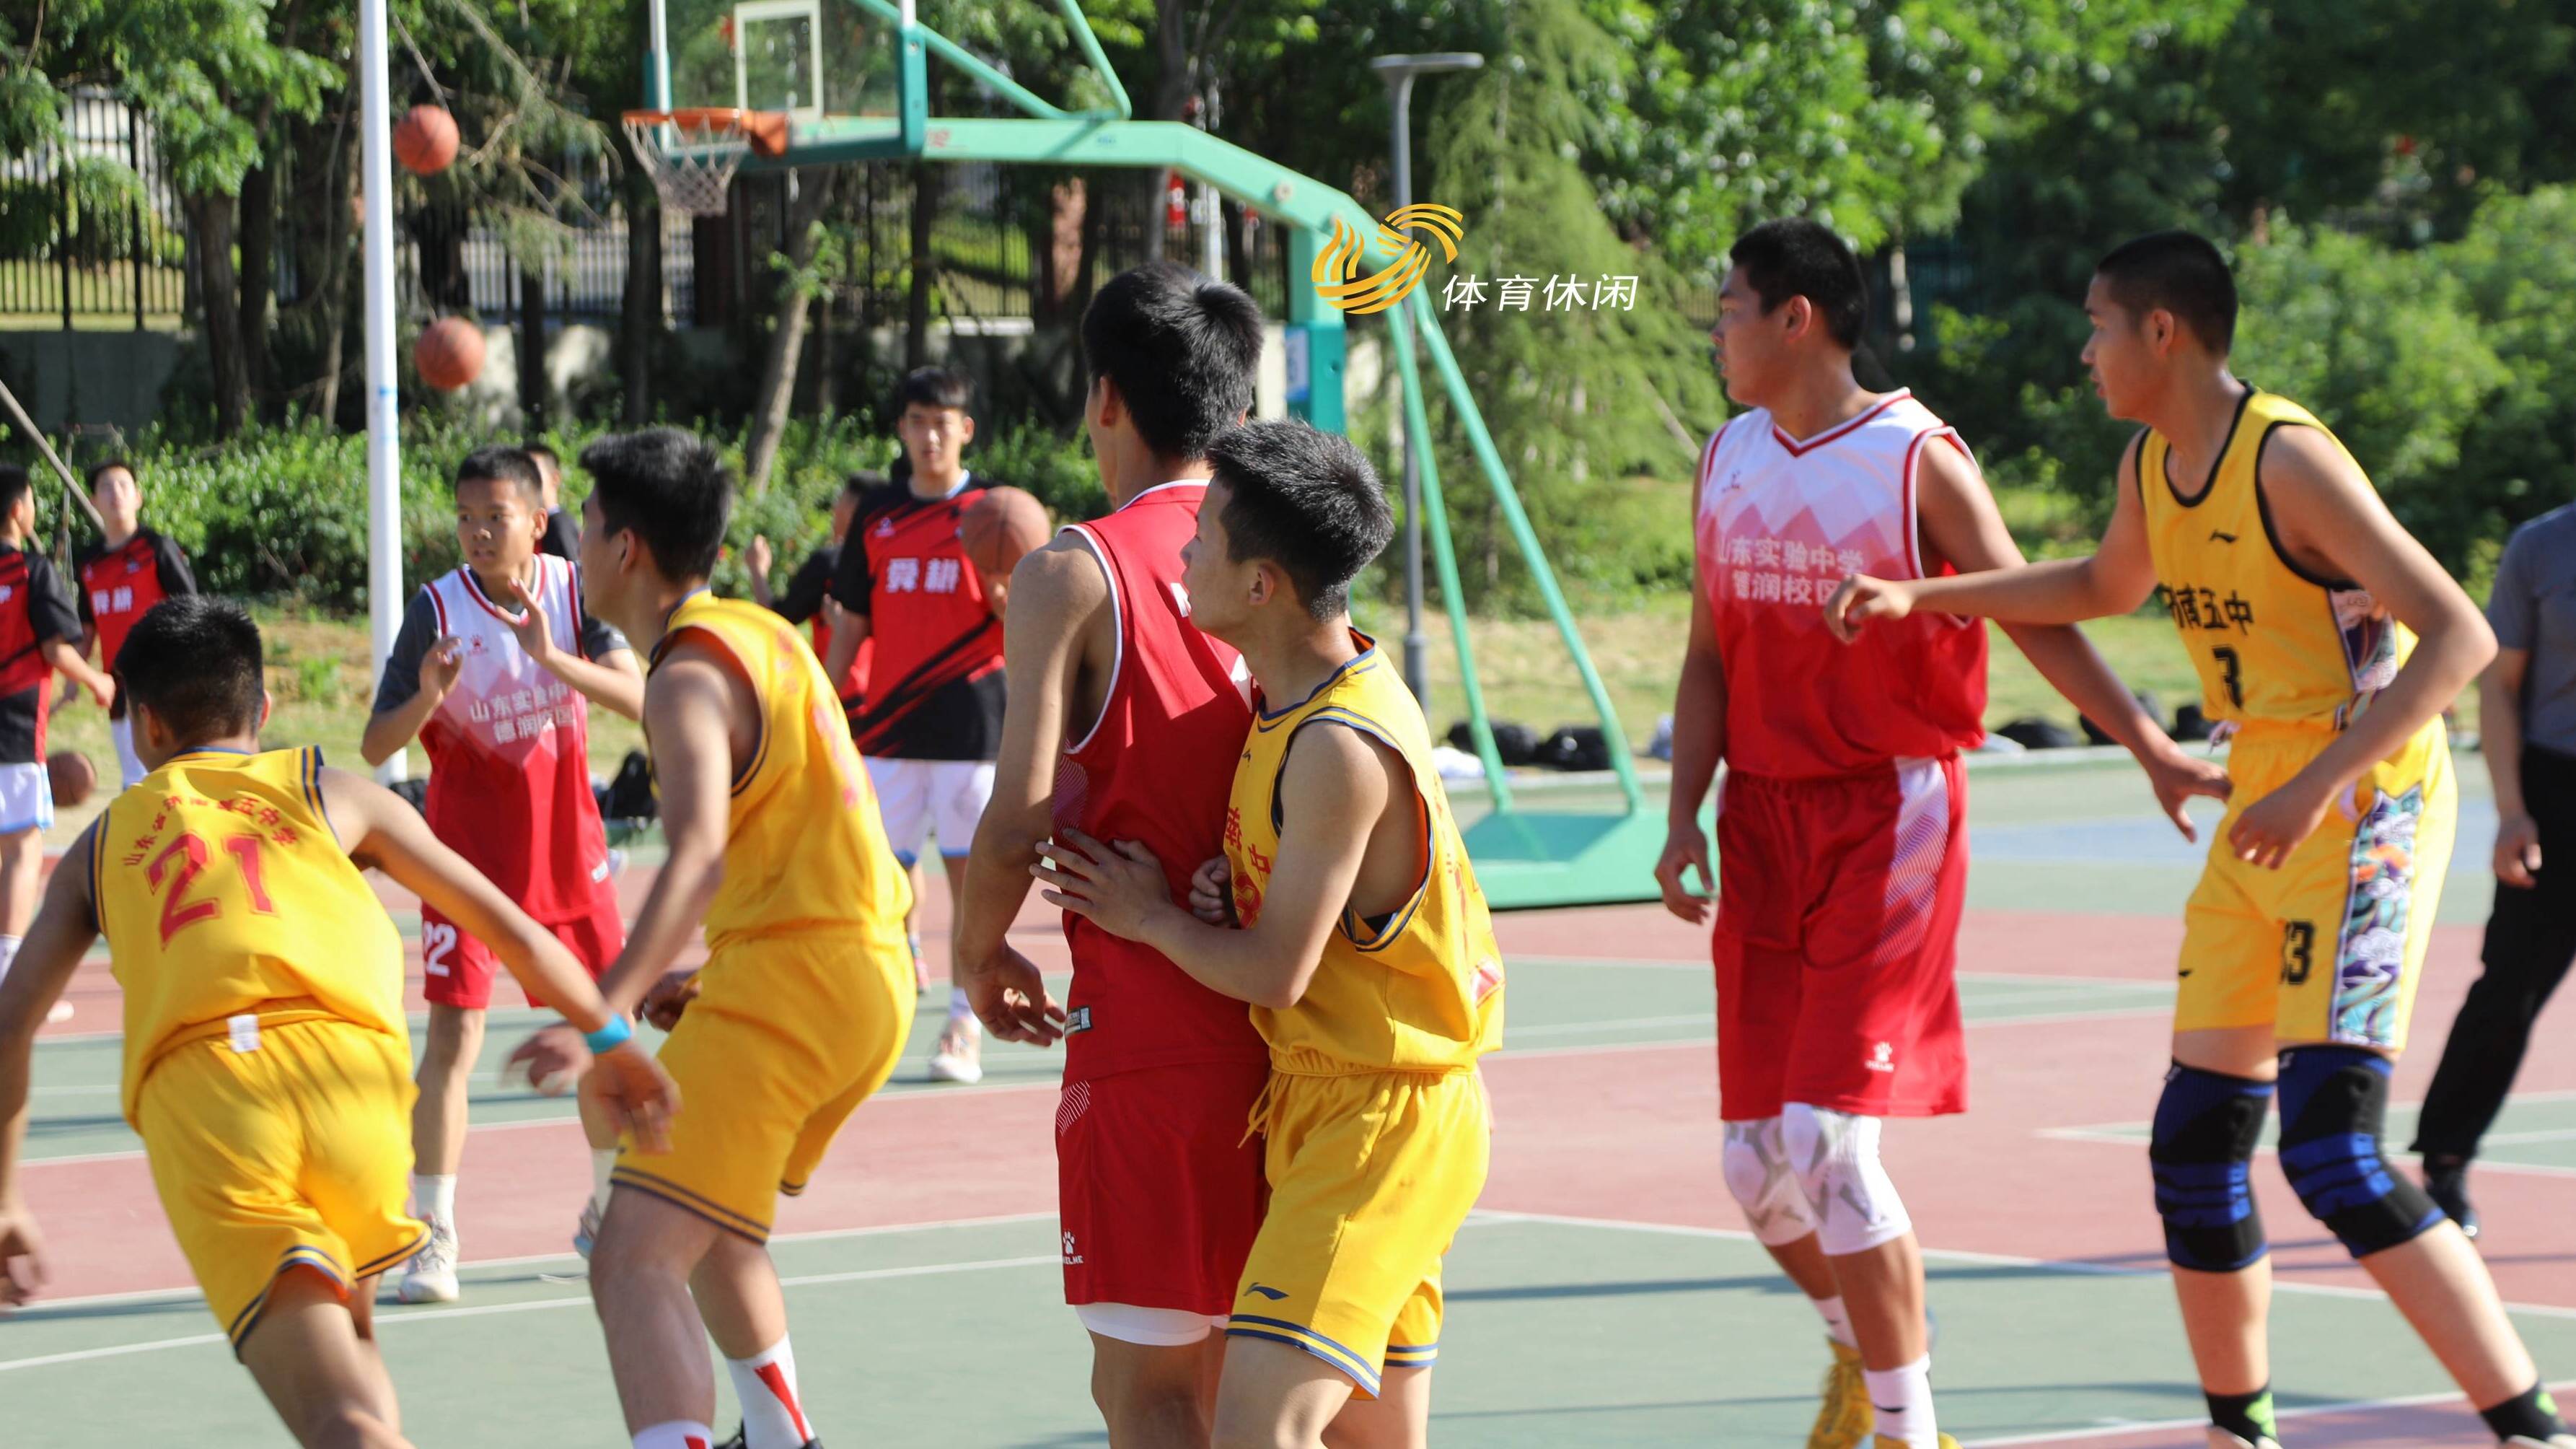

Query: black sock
[2479,1383,2567,1442]
[2207,1385,2278,1444]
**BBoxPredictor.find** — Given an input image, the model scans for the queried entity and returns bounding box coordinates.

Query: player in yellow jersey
[1037,420,1501,1449]
[0,595,675,1449]
[1827,232,2575,1449]
[532,428,916,1449]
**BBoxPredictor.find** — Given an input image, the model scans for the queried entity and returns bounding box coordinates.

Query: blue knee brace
[2150,1062,2274,1271]
[2277,1046,2444,1258]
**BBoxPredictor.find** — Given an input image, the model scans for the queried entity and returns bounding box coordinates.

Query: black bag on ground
[1534,725,1612,771]
[1995,717,2080,750]
[599,748,658,821]
[1447,720,1542,768]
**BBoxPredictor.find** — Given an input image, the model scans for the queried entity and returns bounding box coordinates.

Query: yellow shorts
[612,930,914,1243]
[133,1017,423,1352]
[2176,720,2456,1051]
[1226,1067,1491,1397]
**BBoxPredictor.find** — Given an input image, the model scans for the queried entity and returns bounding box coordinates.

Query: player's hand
[1033,828,1169,942]
[502,577,561,667]
[585,1040,680,1155]
[0,1206,46,1310]
[640,969,702,1032]
[1822,574,1914,643]
[747,534,774,579]
[421,635,467,701]
[959,943,1066,1046]
[1187,856,1234,926]
[2140,744,2232,843]
[2227,775,2337,870]
[506,1023,589,1095]
[2495,810,2543,888]
[1654,820,1713,924]
[84,671,113,710]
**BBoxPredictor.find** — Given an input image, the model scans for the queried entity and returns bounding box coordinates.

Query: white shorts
[1073,1301,1229,1347]
[863,758,995,864]
[0,761,53,836]
[111,715,148,791]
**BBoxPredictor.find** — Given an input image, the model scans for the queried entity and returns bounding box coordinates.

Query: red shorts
[420,896,623,1011]
[1713,756,1969,1121]
[1058,1059,1270,1317]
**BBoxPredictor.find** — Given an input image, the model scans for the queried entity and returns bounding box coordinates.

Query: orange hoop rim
[622,108,791,159]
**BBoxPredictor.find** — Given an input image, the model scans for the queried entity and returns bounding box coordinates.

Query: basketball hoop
[622,108,790,216]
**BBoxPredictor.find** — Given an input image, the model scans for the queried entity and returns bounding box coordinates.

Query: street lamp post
[1371,52,1481,709]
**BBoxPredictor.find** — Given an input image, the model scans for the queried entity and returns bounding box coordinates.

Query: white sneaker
[2207,1429,2281,1449]
[44,1000,71,1024]
[397,1220,460,1304]
[927,1015,983,1085]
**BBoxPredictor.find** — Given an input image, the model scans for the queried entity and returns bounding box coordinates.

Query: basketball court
[13,750,2575,1445]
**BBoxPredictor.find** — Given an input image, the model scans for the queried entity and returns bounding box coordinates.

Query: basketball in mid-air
[47,750,94,808]
[394,105,460,176]
[414,317,486,392]
[959,487,1051,615]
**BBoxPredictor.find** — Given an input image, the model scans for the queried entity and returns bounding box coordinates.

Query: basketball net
[622,109,786,217]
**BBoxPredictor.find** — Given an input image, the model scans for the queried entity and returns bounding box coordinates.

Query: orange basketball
[47,750,94,808]
[959,487,1051,614]
[393,104,460,176]
[414,317,485,392]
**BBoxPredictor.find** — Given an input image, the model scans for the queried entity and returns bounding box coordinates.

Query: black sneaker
[714,1432,819,1449]
[2424,1159,2479,1240]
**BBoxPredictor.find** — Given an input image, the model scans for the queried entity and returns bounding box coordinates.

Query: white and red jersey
[412,556,615,922]
[1694,390,1988,779]
[1054,482,1267,1082]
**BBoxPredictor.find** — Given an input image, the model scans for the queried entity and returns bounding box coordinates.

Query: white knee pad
[1781,1102,1912,1256]
[1720,1117,1820,1246]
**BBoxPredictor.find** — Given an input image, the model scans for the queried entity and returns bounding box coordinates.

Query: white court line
[1466,1209,2576,1322]
[1955,1378,2576,1448]
[0,1253,1063,1374]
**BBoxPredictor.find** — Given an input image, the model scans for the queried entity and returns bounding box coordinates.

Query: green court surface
[14,1212,2576,1445]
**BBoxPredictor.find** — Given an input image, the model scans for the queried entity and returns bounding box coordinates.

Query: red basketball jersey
[1694,391,1988,779]
[416,558,616,924]
[1055,483,1267,1081]
[78,528,187,672]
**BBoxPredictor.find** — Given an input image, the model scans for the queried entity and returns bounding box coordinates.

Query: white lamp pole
[359,0,404,782]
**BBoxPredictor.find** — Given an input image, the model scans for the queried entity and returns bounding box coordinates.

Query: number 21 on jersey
[144,833,277,947]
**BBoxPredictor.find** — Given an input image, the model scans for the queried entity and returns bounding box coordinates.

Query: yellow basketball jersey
[2138,388,2414,730]
[651,592,912,955]
[1223,635,1505,1076]
[93,746,408,1124]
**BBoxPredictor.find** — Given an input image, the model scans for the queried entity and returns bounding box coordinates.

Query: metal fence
[0,88,190,327]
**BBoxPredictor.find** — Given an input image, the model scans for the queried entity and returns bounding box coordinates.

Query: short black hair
[87,458,138,491]
[896,367,972,414]
[1728,219,1868,350]
[1207,421,1392,621]
[454,445,545,507]
[118,595,265,743]
[0,465,31,517]
[522,441,561,475]
[1081,261,1265,463]
[581,428,732,582]
[2095,229,2237,354]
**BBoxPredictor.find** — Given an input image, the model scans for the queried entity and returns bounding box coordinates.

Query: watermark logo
[1311,204,1466,313]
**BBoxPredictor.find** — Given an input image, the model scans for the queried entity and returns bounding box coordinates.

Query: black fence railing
[0,88,190,327]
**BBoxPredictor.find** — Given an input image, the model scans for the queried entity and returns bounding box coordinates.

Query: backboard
[659,0,898,128]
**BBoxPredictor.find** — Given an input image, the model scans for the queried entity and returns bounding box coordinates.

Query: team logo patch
[1863,1041,1895,1074]
[1244,1283,1289,1301]
[1064,1004,1092,1035]
[1062,1230,1083,1266]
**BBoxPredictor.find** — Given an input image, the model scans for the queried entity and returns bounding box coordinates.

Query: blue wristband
[583,1015,635,1055]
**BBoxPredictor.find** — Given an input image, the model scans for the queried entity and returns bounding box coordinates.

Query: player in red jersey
[828,369,1013,1083]
[749,472,877,720]
[1655,221,2224,1449]
[75,458,198,790]
[0,465,113,1028]
[954,261,1270,1447]
[361,445,646,1303]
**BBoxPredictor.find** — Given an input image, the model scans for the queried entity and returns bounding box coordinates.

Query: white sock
[413,1173,457,1227]
[726,1337,815,1448]
[590,1150,618,1213]
[1863,1355,1937,1448]
[1811,1293,1858,1349]
[631,1422,714,1449]
[948,986,974,1028]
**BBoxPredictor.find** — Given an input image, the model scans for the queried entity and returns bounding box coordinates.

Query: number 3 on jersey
[145,833,277,947]
[2211,646,2246,710]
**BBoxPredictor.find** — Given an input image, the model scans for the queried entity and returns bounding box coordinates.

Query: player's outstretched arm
[501,576,646,720]
[956,543,1097,1045]
[1914,439,2230,839]
[0,822,105,1308]
[1825,434,2163,640]
[1037,722,1395,1010]
[318,766,677,1147]
[2223,427,2497,867]
[1656,567,1726,924]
